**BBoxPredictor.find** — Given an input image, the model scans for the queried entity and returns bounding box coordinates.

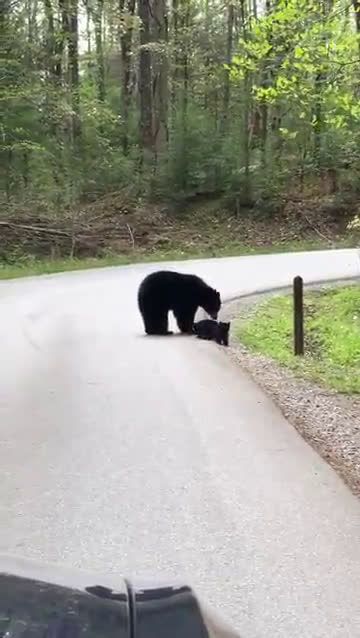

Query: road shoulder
[222,284,360,497]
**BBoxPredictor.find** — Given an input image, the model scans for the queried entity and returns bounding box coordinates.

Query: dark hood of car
[0,555,241,638]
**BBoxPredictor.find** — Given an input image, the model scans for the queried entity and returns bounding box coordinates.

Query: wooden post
[293,276,304,356]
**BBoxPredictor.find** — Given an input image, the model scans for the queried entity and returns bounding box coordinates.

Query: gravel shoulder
[222,281,360,497]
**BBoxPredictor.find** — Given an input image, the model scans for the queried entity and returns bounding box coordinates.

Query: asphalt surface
[0,248,360,637]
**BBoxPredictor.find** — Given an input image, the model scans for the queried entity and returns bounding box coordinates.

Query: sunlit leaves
[231,0,360,135]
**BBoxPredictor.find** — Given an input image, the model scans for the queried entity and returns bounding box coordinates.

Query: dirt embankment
[1,189,358,260]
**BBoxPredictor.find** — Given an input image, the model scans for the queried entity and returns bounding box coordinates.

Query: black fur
[138,270,221,335]
[193,319,230,346]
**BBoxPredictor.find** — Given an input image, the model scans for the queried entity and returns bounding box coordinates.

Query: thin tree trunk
[353,1,360,53]
[93,0,106,101]
[23,0,37,187]
[5,149,13,201]
[240,0,251,205]
[316,0,338,192]
[152,0,169,159]
[119,0,136,152]
[180,0,190,189]
[43,0,64,185]
[203,0,210,109]
[220,2,234,135]
[43,0,63,81]
[313,0,333,172]
[68,0,81,139]
[138,0,153,153]
[313,72,322,167]
[259,0,272,169]
[86,2,92,55]
[171,0,180,114]
[242,76,252,206]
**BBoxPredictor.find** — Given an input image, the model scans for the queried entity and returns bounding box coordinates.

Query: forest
[2,0,360,262]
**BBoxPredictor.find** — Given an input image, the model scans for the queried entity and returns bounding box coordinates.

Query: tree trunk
[171,0,180,114]
[152,0,169,158]
[240,0,252,205]
[203,0,210,109]
[220,2,234,135]
[43,0,63,82]
[259,0,273,169]
[354,0,360,31]
[313,72,322,167]
[252,0,257,19]
[180,0,190,189]
[353,1,360,54]
[43,0,65,185]
[94,0,106,101]
[138,0,153,153]
[119,0,136,152]
[68,0,81,139]
[86,1,92,56]
[315,0,337,192]
[313,0,333,171]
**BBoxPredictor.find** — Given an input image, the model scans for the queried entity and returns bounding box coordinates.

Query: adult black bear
[138,270,221,335]
[193,319,230,346]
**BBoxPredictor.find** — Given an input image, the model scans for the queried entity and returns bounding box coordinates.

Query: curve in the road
[0,248,359,638]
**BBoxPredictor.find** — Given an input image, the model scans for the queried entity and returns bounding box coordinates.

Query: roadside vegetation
[0,237,354,281]
[235,285,360,394]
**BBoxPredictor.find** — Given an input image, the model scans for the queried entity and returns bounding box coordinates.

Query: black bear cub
[138,270,221,335]
[193,319,230,346]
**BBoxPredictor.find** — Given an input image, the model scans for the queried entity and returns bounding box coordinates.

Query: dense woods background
[2,0,360,258]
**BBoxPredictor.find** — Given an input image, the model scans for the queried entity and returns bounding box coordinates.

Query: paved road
[0,248,359,637]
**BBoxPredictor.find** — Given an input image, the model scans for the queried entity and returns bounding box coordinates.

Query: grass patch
[0,238,351,281]
[235,285,360,394]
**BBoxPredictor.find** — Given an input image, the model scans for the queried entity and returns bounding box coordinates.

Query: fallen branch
[0,221,71,237]
[303,214,333,244]
[126,223,135,249]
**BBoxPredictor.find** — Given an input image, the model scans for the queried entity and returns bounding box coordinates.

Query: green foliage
[231,0,360,184]
[2,0,360,215]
